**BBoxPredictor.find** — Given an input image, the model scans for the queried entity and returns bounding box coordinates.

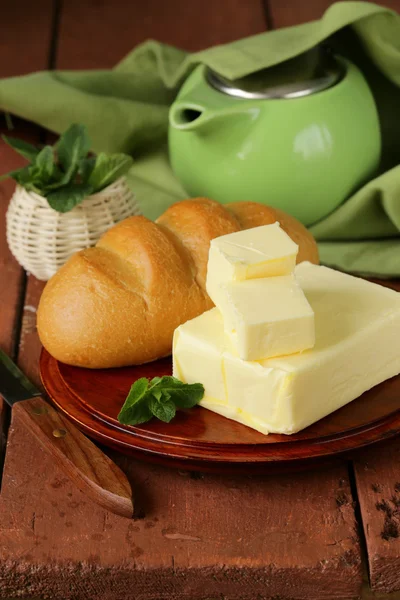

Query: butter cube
[216,275,315,360]
[173,263,400,435]
[206,223,298,308]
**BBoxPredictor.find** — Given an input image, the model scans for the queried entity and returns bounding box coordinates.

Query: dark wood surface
[353,439,400,594]
[13,395,134,518]
[41,347,400,469]
[1,1,400,599]
[55,0,267,68]
[0,424,361,599]
[0,0,54,482]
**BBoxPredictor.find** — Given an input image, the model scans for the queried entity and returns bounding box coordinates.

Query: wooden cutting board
[40,349,400,471]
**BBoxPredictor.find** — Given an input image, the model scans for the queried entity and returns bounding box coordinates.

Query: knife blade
[0,349,133,518]
[0,350,41,405]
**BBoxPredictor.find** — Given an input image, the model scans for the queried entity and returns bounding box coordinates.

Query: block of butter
[173,263,400,435]
[206,223,298,308]
[212,275,315,360]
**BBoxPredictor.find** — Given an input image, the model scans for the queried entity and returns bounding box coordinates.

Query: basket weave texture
[6,176,141,281]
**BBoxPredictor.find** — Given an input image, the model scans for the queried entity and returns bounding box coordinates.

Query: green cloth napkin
[1,1,400,277]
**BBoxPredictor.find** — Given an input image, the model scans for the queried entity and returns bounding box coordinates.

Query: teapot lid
[206,46,345,100]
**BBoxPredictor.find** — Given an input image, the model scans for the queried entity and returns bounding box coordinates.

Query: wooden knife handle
[12,396,133,518]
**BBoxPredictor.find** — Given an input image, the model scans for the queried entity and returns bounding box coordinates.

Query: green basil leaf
[117,375,204,427]
[118,401,153,426]
[46,183,93,213]
[28,163,42,178]
[163,390,172,401]
[0,166,41,194]
[2,135,40,162]
[0,126,134,200]
[44,166,78,190]
[152,389,162,401]
[121,378,150,409]
[118,378,152,425]
[35,146,55,181]
[78,156,97,183]
[56,123,91,173]
[0,166,30,184]
[149,376,162,388]
[149,396,176,423]
[41,165,64,192]
[88,152,133,191]
[150,376,204,409]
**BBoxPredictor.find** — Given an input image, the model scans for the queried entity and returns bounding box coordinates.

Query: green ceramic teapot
[168,47,381,226]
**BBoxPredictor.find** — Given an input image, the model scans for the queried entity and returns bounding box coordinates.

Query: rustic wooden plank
[0,131,26,464]
[266,0,333,28]
[357,279,400,594]
[0,126,29,470]
[380,0,400,11]
[267,0,400,28]
[266,1,400,596]
[0,0,54,77]
[0,136,26,356]
[0,427,361,599]
[0,138,46,465]
[17,279,46,390]
[0,1,55,477]
[0,2,364,599]
[353,441,400,594]
[0,124,46,361]
[268,0,400,30]
[55,0,267,68]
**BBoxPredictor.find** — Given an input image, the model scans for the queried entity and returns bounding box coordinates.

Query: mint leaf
[88,152,133,192]
[28,164,45,186]
[2,135,40,162]
[0,166,41,193]
[118,378,151,425]
[0,123,133,212]
[78,156,96,183]
[149,396,176,423]
[151,376,205,409]
[45,154,95,192]
[118,402,153,426]
[0,165,30,184]
[46,183,93,213]
[56,124,91,172]
[152,389,162,401]
[121,378,149,409]
[44,167,77,190]
[117,376,204,426]
[35,146,55,182]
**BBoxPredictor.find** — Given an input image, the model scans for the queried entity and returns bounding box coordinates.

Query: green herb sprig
[1,124,133,213]
[118,376,205,426]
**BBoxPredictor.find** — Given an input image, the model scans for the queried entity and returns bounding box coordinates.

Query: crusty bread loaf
[37,198,319,368]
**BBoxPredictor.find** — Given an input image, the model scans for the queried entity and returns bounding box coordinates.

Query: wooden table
[1,1,400,598]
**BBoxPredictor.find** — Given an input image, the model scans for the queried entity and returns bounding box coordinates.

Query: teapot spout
[169,103,212,132]
[170,99,260,136]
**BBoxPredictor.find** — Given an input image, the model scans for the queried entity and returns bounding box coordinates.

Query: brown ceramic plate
[40,348,400,472]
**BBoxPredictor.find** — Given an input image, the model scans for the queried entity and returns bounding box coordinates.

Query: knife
[0,349,133,518]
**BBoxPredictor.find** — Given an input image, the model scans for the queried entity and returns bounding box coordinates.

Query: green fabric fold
[1,1,400,276]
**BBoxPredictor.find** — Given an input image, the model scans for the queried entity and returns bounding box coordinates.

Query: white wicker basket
[6,176,141,281]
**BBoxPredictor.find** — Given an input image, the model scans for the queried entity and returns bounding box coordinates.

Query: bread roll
[37,198,319,368]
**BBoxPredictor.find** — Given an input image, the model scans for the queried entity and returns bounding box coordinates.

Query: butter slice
[206,223,298,307]
[214,275,315,360]
[173,263,400,435]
